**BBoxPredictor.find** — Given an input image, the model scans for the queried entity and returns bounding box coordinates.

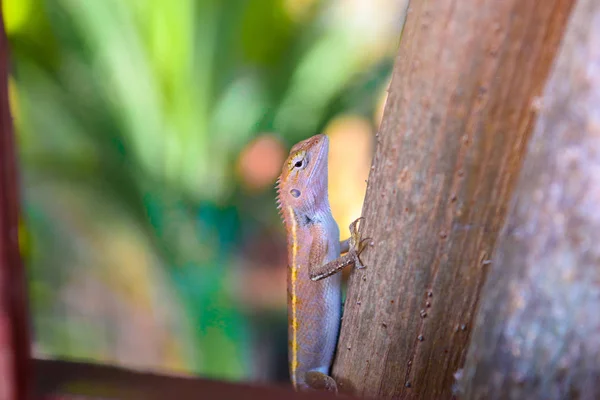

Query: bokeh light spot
[326,115,374,239]
[237,134,286,191]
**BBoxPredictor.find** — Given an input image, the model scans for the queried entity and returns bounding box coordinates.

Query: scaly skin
[276,134,369,393]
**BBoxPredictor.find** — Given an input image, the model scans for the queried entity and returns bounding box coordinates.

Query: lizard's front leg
[310,217,370,282]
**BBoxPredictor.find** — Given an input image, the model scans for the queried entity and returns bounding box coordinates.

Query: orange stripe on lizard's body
[288,206,300,386]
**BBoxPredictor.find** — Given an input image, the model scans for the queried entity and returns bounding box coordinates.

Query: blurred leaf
[240,0,294,66]
[3,0,34,34]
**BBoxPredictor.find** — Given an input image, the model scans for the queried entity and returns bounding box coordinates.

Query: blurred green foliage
[5,0,402,383]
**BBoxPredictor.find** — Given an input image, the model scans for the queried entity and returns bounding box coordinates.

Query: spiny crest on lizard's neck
[276,134,329,219]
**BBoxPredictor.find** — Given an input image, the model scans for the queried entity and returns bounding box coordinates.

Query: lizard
[276,133,370,393]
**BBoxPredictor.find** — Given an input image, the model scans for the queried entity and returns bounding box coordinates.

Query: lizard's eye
[289,152,308,170]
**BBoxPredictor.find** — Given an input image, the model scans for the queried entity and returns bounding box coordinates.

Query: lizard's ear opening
[290,189,301,198]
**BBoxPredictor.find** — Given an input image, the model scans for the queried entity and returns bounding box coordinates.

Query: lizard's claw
[348,217,364,237]
[351,238,371,269]
[348,217,370,269]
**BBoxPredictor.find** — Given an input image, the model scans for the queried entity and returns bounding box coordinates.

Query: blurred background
[4,0,406,386]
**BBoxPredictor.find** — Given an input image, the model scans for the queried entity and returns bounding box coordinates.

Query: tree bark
[0,5,32,400]
[459,0,600,398]
[331,0,575,398]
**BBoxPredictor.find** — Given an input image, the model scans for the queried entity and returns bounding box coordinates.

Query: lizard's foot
[348,217,371,269]
[305,371,338,394]
[309,217,371,281]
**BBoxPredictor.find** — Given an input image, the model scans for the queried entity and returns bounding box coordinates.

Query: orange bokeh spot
[237,134,286,191]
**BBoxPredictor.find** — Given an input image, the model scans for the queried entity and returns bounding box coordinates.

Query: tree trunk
[331,0,575,398]
[459,0,600,398]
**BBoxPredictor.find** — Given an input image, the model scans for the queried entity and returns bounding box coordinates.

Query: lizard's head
[276,134,329,213]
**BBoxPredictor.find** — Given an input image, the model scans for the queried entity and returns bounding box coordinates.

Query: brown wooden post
[0,4,32,400]
[331,0,575,398]
[459,0,600,398]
